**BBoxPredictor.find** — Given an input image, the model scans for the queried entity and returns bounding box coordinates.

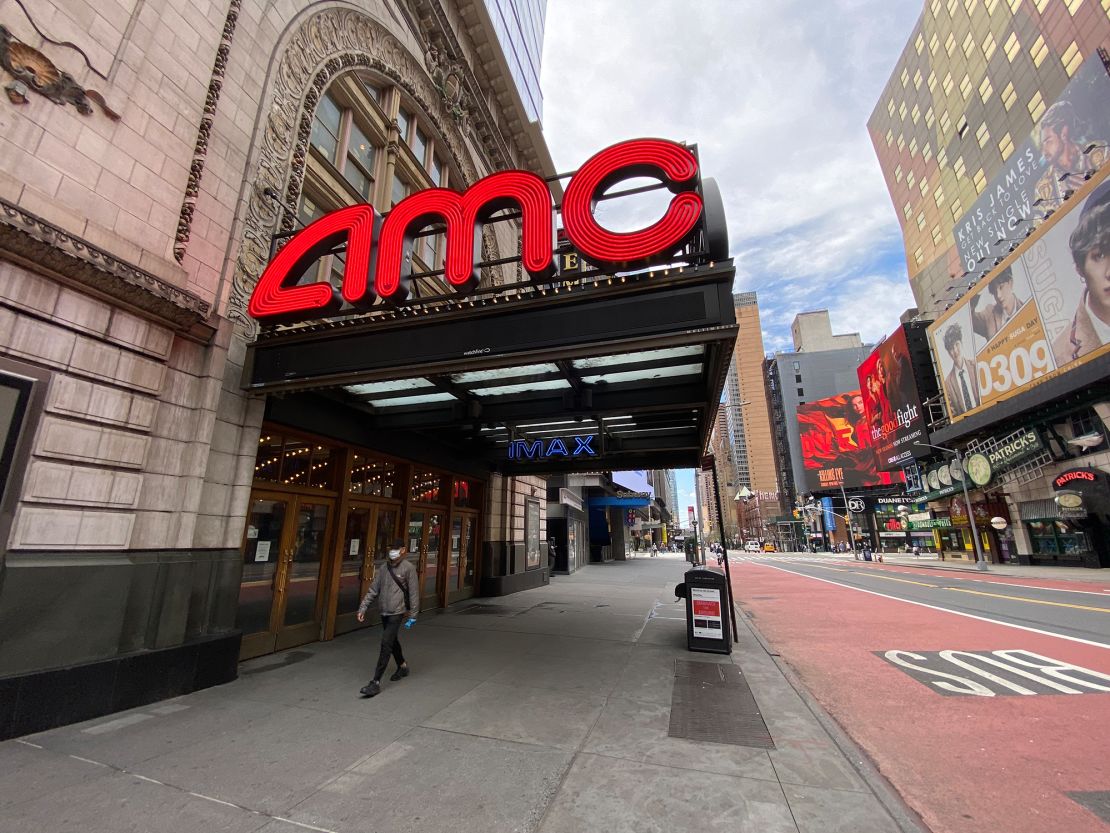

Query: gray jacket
[358,556,419,618]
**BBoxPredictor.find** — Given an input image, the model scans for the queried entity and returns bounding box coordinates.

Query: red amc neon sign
[248,138,705,323]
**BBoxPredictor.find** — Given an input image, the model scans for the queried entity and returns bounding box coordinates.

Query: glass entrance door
[407,510,444,612]
[238,493,334,659]
[336,504,399,633]
[447,513,477,605]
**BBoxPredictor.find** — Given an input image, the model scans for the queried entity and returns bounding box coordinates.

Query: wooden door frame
[238,490,299,660]
[274,494,337,651]
[446,510,479,607]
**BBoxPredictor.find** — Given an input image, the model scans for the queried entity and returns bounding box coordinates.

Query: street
[729,552,1110,833]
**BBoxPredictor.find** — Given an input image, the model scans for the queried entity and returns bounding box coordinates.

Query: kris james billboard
[797,391,902,491]
[931,171,1110,424]
[856,326,929,472]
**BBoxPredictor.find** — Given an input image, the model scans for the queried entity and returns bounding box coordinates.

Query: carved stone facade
[0,0,552,734]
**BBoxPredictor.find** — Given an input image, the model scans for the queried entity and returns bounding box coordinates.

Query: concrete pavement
[0,554,920,833]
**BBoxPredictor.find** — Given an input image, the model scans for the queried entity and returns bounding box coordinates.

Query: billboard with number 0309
[929,170,1110,424]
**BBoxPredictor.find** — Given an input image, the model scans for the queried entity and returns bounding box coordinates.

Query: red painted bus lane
[733,560,1110,833]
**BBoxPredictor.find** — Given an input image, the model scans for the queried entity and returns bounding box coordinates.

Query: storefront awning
[1017,499,1088,521]
[245,262,737,474]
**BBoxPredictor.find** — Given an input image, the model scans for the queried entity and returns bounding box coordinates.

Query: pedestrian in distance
[357,538,419,698]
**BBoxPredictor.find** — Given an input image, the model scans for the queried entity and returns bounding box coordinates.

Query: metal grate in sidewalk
[668,660,775,748]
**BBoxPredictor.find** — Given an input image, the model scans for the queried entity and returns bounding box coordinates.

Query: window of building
[932,224,943,245]
[962,32,976,58]
[898,133,906,151]
[937,147,948,167]
[951,197,963,219]
[923,143,934,163]
[1032,0,1049,10]
[979,77,993,102]
[928,71,938,92]
[894,164,904,183]
[797,388,804,397]
[795,374,802,383]
[900,67,910,88]
[1062,41,1082,76]
[934,184,945,207]
[917,211,927,230]
[940,110,952,133]
[396,107,411,143]
[914,246,925,265]
[1026,520,1088,556]
[886,129,894,146]
[959,74,973,99]
[942,72,955,95]
[954,155,967,178]
[430,155,443,187]
[912,103,921,123]
[1004,32,1020,61]
[919,177,930,197]
[392,173,409,207]
[344,121,377,200]
[999,132,1014,160]
[931,0,942,15]
[929,32,940,54]
[915,33,925,53]
[792,361,800,371]
[907,171,916,189]
[1001,81,1017,109]
[956,116,969,138]
[1007,0,1022,10]
[1064,0,1083,12]
[985,0,999,11]
[973,168,987,193]
[899,100,908,120]
[909,137,919,155]
[1028,91,1046,122]
[1030,35,1048,67]
[412,126,429,166]
[925,106,935,127]
[903,201,913,219]
[976,123,990,147]
[914,69,923,89]
[947,0,959,14]
[945,33,957,56]
[964,0,979,11]
[887,98,896,117]
[310,93,343,162]
[349,456,399,497]
[982,32,997,60]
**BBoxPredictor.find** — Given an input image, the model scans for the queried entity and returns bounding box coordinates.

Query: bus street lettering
[878,649,1110,696]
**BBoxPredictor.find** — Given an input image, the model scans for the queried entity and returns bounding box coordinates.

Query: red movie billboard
[856,326,929,471]
[797,391,902,491]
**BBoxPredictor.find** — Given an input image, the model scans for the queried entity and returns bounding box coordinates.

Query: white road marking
[68,755,109,767]
[82,713,153,734]
[746,561,1110,650]
[14,740,43,749]
[150,703,191,715]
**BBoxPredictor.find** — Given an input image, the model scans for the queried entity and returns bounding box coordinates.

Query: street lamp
[912,441,988,571]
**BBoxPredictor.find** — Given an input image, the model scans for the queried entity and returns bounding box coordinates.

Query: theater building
[0,1,736,737]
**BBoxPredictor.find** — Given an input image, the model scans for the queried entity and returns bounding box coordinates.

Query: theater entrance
[238,492,335,659]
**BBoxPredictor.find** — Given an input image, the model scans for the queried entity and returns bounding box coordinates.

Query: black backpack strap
[386,563,411,612]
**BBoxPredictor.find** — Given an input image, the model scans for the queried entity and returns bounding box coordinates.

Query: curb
[734,601,932,833]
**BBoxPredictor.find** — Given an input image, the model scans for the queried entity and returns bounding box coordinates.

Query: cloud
[541,0,923,350]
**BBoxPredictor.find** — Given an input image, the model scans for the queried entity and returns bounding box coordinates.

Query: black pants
[374,614,406,682]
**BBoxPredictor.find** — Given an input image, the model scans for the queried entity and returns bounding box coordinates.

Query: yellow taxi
[762,542,776,552]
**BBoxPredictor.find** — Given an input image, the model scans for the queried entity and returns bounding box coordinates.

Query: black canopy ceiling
[244,260,738,475]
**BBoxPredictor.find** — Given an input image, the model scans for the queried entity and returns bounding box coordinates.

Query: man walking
[357,538,419,698]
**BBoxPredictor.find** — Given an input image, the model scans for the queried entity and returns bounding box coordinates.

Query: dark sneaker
[359,680,381,697]
[390,665,410,682]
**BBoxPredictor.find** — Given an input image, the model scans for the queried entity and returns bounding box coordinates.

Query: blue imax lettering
[508,435,597,460]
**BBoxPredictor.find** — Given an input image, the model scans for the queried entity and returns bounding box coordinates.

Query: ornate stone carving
[0,195,211,329]
[227,7,481,338]
[0,25,118,119]
[174,0,241,263]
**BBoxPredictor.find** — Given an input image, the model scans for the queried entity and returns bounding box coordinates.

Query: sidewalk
[860,553,1110,583]
[0,555,919,833]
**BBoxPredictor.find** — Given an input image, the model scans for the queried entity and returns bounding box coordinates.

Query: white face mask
[388,549,403,561]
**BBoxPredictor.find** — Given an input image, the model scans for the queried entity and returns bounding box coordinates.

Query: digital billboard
[797,391,901,490]
[856,326,929,471]
[931,170,1110,423]
[953,52,1110,275]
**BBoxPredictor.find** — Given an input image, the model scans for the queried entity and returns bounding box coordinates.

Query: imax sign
[507,435,597,461]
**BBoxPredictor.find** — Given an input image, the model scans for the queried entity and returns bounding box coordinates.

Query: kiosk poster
[953,52,1110,275]
[930,172,1110,423]
[690,587,724,639]
[797,391,902,490]
[856,326,929,471]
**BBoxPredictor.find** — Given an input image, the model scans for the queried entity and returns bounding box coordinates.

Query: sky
[538,0,925,525]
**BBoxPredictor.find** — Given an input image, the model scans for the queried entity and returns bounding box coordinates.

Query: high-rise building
[868,2,1110,317]
[766,313,874,508]
[726,293,782,519]
[477,0,548,124]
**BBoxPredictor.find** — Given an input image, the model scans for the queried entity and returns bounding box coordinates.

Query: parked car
[744,541,761,552]
[763,542,776,552]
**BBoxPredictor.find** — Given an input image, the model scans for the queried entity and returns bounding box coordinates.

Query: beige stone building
[0,0,556,734]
